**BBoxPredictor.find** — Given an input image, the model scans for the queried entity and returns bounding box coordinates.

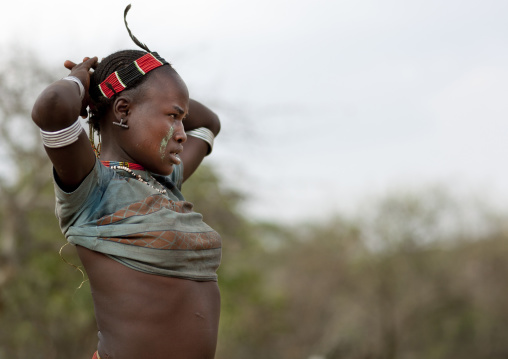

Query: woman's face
[117,69,189,175]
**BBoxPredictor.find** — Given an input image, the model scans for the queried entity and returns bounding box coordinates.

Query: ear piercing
[113,118,129,129]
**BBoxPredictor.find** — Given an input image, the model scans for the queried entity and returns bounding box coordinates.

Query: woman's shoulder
[54,157,113,199]
[54,158,115,231]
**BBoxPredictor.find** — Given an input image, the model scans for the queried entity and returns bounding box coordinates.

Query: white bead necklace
[111,165,167,194]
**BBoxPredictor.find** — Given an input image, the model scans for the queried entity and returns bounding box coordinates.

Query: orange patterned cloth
[92,351,101,359]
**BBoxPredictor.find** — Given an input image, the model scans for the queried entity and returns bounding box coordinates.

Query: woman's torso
[77,246,220,359]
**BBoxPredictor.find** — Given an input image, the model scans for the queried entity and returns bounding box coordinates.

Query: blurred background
[1,0,508,358]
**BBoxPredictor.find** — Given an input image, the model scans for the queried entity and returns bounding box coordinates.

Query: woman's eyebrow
[173,105,185,115]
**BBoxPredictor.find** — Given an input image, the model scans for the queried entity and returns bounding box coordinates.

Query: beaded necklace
[101,161,145,170]
[101,161,167,194]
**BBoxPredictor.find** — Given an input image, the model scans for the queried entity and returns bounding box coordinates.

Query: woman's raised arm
[180,99,221,182]
[31,57,98,191]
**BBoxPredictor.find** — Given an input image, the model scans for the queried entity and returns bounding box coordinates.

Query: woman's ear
[113,96,131,119]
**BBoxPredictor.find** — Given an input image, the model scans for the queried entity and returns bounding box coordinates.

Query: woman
[31,11,221,359]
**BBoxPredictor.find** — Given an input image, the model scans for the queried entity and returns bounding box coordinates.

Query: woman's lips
[168,152,181,165]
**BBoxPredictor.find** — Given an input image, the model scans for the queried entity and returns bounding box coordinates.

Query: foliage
[2,51,508,359]
[216,190,508,359]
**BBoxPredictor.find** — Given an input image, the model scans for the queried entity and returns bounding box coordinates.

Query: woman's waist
[93,278,220,359]
[77,246,220,358]
[96,303,220,359]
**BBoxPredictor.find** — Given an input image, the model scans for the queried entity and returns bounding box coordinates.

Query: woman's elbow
[210,112,221,136]
[32,88,59,129]
[32,86,77,131]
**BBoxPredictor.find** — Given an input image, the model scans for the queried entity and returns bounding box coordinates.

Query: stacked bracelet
[185,127,215,155]
[62,76,85,101]
[40,119,83,148]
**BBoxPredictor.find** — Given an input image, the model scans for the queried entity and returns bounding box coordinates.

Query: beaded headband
[94,4,169,99]
[97,52,168,98]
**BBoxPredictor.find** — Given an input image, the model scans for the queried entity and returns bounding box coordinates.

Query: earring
[89,122,102,157]
[113,118,129,129]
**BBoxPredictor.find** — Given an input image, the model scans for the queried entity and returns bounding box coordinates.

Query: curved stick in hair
[124,4,151,52]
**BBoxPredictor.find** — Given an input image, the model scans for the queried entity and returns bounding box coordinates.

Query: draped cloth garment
[54,159,221,281]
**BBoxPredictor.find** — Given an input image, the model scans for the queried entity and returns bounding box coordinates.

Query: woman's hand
[64,57,98,118]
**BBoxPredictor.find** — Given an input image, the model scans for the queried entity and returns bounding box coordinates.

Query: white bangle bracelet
[185,127,215,155]
[40,119,83,148]
[62,76,85,101]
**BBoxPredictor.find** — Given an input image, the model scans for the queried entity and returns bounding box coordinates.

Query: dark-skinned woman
[31,8,222,359]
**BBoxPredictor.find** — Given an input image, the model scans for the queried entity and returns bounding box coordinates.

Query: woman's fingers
[64,60,77,71]
[64,56,98,71]
[84,56,98,70]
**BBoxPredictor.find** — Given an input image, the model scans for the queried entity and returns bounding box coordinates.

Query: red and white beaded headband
[97,52,169,98]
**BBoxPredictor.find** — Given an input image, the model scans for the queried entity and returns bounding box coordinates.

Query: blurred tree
[254,189,508,359]
[0,52,97,359]
[0,52,54,287]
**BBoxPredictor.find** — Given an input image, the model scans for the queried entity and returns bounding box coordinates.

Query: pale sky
[2,0,508,223]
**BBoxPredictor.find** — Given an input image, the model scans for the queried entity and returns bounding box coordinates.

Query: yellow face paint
[159,126,174,160]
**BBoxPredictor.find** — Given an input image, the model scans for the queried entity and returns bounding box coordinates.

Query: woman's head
[88,49,189,175]
[88,49,178,133]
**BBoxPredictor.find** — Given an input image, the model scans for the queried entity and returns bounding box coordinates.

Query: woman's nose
[173,122,187,143]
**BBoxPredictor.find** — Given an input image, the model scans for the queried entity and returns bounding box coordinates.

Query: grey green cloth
[54,159,221,281]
